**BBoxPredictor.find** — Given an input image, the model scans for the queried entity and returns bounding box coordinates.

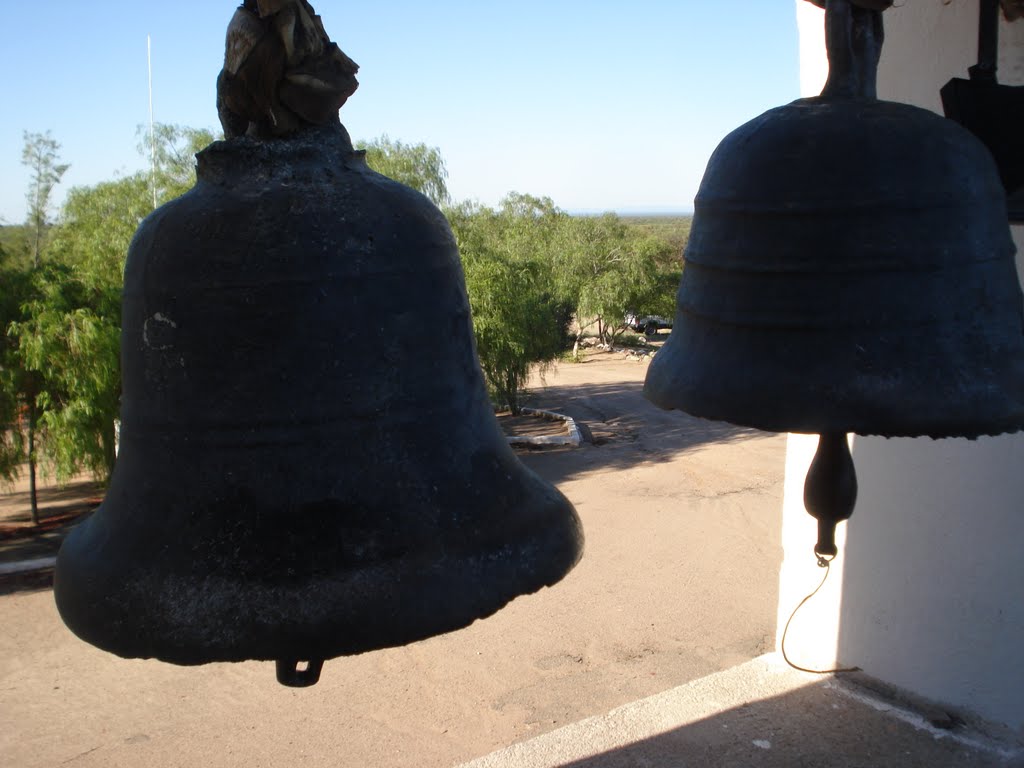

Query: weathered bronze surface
[645,0,1024,556]
[54,3,583,686]
[54,122,583,679]
[645,0,1024,440]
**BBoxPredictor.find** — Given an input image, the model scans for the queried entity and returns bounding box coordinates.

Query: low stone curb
[0,556,56,577]
[506,408,582,448]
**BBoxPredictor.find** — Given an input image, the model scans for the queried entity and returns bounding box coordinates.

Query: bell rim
[644,316,1024,440]
[53,481,584,666]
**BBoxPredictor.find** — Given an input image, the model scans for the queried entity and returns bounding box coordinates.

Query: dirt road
[0,351,786,768]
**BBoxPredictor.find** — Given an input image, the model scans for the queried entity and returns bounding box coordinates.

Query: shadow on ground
[500,682,1013,768]
[516,380,767,485]
[0,569,55,597]
[0,478,103,528]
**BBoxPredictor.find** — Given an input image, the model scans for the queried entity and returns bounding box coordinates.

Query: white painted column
[774,1,845,674]
[775,432,850,672]
[781,0,1024,733]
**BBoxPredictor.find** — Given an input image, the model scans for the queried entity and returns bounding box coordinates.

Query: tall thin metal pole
[148,35,157,209]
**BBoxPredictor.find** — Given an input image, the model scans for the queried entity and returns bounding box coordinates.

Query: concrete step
[456,653,1022,768]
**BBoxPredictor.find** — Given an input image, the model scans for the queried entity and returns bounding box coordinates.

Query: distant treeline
[2,130,688,511]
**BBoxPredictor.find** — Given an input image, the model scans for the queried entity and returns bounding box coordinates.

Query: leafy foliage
[358,135,450,206]
[621,215,692,255]
[0,226,32,270]
[1,124,210,489]
[557,214,678,345]
[136,123,218,203]
[0,263,33,485]
[10,265,120,482]
[21,131,69,267]
[49,175,152,300]
[448,196,571,413]
[446,193,681,407]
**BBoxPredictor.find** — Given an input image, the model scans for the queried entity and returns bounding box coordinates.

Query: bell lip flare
[53,478,583,665]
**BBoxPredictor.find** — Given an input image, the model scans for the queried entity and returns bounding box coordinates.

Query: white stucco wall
[781,0,1024,733]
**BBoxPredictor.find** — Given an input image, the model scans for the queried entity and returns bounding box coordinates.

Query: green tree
[21,131,69,267]
[11,265,120,485]
[12,175,151,487]
[0,263,44,519]
[0,226,32,270]
[357,135,450,206]
[7,129,69,517]
[556,214,679,349]
[6,125,210,494]
[622,215,692,255]
[136,123,218,205]
[49,175,152,298]
[0,258,29,487]
[449,196,571,413]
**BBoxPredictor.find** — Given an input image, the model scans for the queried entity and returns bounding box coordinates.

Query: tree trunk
[507,374,520,415]
[27,402,39,525]
[101,418,117,482]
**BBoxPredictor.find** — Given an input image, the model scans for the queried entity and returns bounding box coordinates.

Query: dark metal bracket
[941,0,1024,222]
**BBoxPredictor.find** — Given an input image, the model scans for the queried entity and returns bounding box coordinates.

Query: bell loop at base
[276,659,325,687]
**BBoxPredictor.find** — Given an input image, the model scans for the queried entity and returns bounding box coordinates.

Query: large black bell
[54,2,582,687]
[645,0,1024,554]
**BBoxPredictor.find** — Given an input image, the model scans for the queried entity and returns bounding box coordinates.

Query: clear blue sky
[2,1,802,224]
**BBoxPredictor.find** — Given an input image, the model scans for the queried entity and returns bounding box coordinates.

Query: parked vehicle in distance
[624,312,673,335]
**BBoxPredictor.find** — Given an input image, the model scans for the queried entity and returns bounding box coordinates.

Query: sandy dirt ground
[0,349,787,768]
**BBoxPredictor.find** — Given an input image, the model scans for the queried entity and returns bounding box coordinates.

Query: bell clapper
[785,431,864,675]
[803,432,858,559]
[276,659,325,688]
